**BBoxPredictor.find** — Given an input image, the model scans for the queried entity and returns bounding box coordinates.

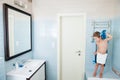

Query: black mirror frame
[3,3,32,61]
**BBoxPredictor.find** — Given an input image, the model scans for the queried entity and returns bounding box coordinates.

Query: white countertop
[7,59,46,78]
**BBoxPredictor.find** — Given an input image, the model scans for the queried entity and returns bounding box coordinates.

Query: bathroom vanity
[7,60,46,80]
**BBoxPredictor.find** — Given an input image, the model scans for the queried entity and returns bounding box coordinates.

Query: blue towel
[101,30,106,40]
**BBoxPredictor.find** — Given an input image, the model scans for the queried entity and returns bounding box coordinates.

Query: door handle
[76,50,81,56]
[76,50,81,53]
[78,53,81,56]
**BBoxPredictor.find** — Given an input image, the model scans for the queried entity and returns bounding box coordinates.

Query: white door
[58,14,86,80]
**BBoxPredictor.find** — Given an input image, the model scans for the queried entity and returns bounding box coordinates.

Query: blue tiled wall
[0,58,5,80]
[112,16,120,71]
[0,4,32,80]
[85,19,96,72]
[33,20,57,80]
[0,7,6,80]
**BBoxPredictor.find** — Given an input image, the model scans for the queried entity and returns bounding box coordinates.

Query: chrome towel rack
[91,20,111,42]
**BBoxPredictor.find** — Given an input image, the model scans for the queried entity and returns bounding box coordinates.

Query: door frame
[57,13,86,80]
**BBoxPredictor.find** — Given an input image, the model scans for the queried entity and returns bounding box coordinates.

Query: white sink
[7,59,45,79]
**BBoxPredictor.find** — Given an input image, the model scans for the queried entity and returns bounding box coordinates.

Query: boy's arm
[106,33,112,41]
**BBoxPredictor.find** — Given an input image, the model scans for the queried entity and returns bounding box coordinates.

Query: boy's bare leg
[99,64,104,78]
[93,63,99,77]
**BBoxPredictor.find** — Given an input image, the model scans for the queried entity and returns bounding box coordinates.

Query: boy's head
[93,31,101,41]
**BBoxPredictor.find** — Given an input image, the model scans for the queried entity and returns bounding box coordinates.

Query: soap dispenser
[15,62,19,69]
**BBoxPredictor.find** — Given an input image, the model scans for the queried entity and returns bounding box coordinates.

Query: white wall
[33,0,116,20]
[115,0,120,16]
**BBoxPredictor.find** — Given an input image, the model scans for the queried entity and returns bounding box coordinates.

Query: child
[93,31,112,78]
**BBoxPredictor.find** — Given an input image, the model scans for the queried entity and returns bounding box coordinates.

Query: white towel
[97,53,108,64]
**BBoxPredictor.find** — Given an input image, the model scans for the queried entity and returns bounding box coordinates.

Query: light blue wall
[0,7,6,80]
[112,16,120,71]
[85,19,96,72]
[33,20,57,80]
[0,4,32,80]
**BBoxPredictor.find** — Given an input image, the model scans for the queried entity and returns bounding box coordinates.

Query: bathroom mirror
[3,4,32,61]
